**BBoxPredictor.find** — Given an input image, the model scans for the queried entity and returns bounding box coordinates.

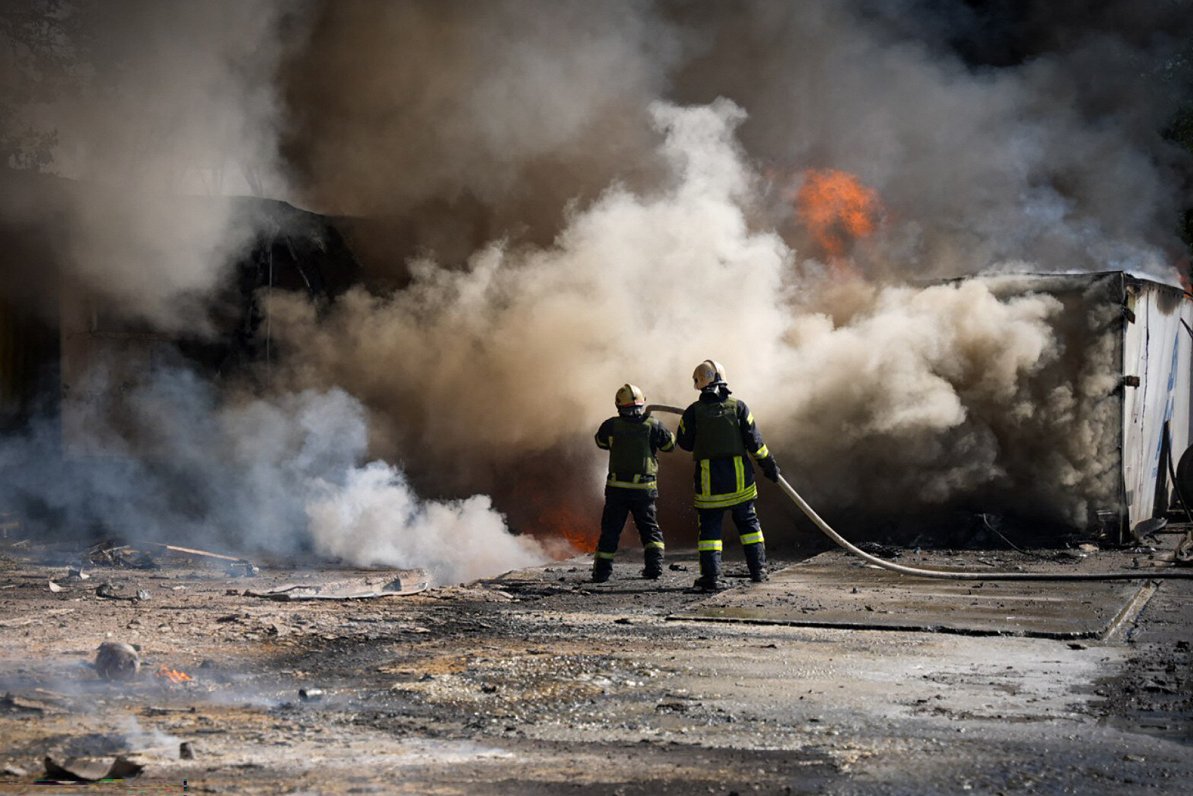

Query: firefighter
[677,359,778,591]
[592,383,676,583]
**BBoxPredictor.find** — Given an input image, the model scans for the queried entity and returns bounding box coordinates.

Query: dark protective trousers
[696,500,767,583]
[593,488,665,578]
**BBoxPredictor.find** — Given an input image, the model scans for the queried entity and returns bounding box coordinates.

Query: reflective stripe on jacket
[595,415,676,491]
[677,391,773,509]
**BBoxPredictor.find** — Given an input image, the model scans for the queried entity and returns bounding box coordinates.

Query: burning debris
[155,665,193,686]
[86,541,157,570]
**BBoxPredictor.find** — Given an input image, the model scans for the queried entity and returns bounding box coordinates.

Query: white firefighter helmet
[692,359,726,390]
[615,383,646,409]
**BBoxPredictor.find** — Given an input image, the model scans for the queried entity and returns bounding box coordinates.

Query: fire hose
[645,404,1193,581]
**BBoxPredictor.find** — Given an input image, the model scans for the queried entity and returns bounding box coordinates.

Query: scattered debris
[155,665,193,685]
[86,540,157,570]
[1176,533,1193,566]
[95,583,150,601]
[43,755,143,782]
[0,692,53,714]
[95,642,141,681]
[148,543,259,577]
[179,742,195,760]
[668,563,688,571]
[152,542,242,561]
[246,575,428,601]
[1131,517,1168,543]
[47,580,62,593]
[2,764,27,777]
[857,541,902,559]
[226,559,259,577]
[298,688,323,702]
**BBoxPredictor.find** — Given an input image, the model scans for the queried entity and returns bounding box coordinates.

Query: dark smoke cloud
[281,0,680,270]
[284,0,1192,280]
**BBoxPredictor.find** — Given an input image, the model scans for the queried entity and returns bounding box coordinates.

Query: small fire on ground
[156,665,193,685]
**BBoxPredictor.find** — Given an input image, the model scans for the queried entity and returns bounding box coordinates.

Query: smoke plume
[0,1,546,581]
[3,0,1192,569]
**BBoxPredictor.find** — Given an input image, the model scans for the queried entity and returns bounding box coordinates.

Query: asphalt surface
[0,540,1190,794]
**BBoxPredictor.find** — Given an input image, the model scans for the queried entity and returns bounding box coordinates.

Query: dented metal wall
[1121,276,1193,528]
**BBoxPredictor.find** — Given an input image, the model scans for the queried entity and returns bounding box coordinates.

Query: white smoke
[3,362,541,582]
[270,99,1119,529]
[306,462,544,583]
[7,0,293,333]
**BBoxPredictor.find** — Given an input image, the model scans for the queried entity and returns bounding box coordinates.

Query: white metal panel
[1122,282,1193,528]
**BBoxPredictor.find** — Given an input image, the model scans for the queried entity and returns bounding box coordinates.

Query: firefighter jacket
[595,414,676,496]
[677,390,773,509]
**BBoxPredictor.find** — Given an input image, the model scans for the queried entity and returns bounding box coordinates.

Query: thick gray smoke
[271,100,1119,529]
[1,0,290,332]
[267,0,1190,536]
[284,0,1191,280]
[0,1,546,581]
[3,0,1190,568]
[3,365,544,583]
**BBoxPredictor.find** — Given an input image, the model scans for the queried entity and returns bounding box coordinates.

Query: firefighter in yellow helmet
[592,383,676,582]
[677,360,778,591]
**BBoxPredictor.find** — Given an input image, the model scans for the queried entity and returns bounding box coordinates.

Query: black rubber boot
[592,557,613,583]
[693,549,725,592]
[642,547,664,579]
[744,542,769,583]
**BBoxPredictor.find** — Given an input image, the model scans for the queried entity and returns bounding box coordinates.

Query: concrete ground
[0,538,1190,794]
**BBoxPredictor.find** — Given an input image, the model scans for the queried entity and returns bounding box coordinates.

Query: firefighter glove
[759,455,780,483]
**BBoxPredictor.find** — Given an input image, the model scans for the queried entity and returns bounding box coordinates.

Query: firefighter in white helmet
[677,360,778,591]
[591,383,676,582]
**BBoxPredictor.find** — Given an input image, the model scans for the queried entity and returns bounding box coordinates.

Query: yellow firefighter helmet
[615,383,646,409]
[692,359,726,390]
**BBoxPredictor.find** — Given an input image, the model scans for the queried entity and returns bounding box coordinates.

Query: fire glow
[156,665,193,685]
[796,169,881,259]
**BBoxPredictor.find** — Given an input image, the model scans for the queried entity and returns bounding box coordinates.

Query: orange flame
[156,665,193,685]
[796,169,881,259]
[539,503,599,552]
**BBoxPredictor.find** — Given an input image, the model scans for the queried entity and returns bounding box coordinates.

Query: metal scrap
[226,559,259,577]
[1176,533,1193,566]
[43,755,143,782]
[246,575,428,602]
[86,540,157,570]
[95,582,150,601]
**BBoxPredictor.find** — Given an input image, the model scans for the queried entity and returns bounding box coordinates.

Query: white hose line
[645,404,1193,581]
